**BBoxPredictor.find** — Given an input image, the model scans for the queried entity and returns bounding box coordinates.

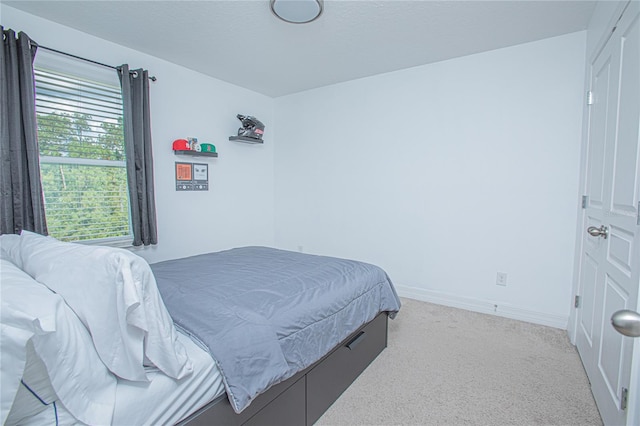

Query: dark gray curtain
[118,64,157,246]
[0,27,47,235]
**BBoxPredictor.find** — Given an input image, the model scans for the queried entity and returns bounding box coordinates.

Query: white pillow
[16,231,193,382]
[0,234,22,267]
[4,341,58,425]
[0,257,117,425]
[0,322,33,425]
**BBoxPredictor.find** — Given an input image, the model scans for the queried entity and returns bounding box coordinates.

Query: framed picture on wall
[192,163,208,190]
[175,162,209,191]
[176,162,193,191]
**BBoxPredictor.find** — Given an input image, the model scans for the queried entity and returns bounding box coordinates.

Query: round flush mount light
[270,0,324,24]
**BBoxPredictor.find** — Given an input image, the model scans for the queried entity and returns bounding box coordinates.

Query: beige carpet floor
[316,298,602,426]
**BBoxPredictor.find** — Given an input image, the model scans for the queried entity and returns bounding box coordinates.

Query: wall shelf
[229,136,264,144]
[174,150,218,158]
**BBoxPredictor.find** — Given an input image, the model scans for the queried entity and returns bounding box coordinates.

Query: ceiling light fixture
[270,0,324,24]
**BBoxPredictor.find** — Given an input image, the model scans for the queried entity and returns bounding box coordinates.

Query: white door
[575,2,640,425]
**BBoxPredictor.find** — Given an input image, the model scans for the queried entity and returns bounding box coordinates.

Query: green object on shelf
[200,143,216,153]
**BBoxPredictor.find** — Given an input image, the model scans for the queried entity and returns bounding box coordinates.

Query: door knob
[587,225,608,239]
[611,310,640,337]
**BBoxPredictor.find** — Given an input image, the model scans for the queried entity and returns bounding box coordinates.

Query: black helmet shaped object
[236,114,265,140]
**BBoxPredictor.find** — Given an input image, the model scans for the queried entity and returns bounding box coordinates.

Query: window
[34,52,132,244]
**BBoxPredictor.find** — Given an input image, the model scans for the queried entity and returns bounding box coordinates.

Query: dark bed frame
[178,312,389,426]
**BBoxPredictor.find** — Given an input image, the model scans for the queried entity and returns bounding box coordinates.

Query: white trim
[630,324,640,426]
[395,284,569,330]
[77,236,133,248]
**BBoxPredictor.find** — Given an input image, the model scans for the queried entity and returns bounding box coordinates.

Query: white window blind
[34,55,132,244]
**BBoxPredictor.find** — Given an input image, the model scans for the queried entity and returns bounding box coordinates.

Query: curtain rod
[37,44,157,82]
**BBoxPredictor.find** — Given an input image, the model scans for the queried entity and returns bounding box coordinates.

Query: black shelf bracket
[229,136,264,144]
[173,150,218,158]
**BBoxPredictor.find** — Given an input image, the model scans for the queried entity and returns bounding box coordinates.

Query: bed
[0,231,401,425]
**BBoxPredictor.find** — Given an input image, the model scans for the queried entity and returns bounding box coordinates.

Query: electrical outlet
[496,272,507,286]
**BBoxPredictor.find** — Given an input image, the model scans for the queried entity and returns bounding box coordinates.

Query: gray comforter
[152,246,401,413]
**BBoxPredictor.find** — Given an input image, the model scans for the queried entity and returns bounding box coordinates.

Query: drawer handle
[346,331,366,350]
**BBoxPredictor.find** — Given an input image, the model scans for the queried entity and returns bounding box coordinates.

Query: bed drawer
[306,312,388,424]
[244,376,306,426]
[180,312,389,426]
[180,370,306,426]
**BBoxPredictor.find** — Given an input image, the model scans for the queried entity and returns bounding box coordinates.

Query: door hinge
[575,295,580,308]
[582,195,588,209]
[621,387,628,410]
[587,91,594,105]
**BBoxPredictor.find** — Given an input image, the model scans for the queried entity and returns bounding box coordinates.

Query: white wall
[3,5,589,327]
[1,6,276,264]
[274,32,587,328]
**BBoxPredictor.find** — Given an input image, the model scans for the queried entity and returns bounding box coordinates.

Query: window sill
[77,236,133,249]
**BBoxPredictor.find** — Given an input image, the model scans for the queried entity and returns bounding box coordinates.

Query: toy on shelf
[200,143,216,153]
[229,114,265,144]
[188,137,200,152]
[172,139,190,151]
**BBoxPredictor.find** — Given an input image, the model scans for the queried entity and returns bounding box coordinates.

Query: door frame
[568,0,630,346]
[568,2,638,424]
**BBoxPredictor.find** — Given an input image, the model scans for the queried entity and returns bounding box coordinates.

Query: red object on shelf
[172,139,190,151]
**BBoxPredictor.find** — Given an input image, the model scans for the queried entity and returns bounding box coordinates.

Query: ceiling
[4,0,597,97]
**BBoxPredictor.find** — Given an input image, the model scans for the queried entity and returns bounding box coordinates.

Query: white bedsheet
[16,331,225,426]
[112,331,225,425]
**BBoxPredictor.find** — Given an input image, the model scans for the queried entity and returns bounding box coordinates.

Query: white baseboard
[395,284,568,330]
